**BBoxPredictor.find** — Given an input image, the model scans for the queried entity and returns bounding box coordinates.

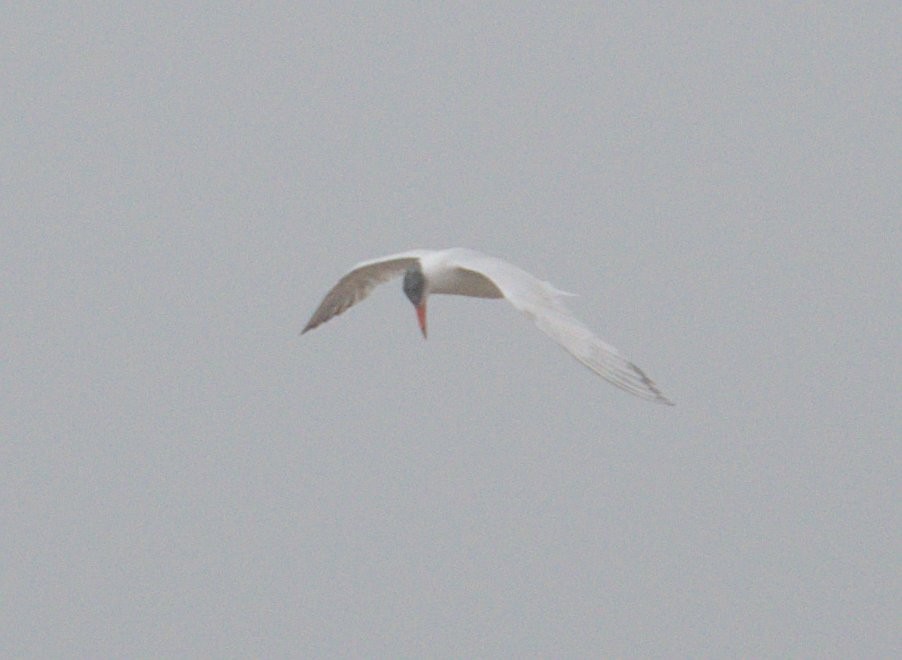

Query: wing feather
[302,250,431,333]
[531,310,674,404]
[444,249,673,404]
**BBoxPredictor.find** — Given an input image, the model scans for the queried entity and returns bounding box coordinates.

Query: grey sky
[3,4,898,657]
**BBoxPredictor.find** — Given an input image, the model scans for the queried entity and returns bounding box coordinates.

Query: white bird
[302,248,673,405]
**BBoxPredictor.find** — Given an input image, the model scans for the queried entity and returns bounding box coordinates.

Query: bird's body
[302,248,673,405]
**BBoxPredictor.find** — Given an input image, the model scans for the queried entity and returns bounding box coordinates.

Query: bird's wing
[445,249,673,404]
[529,309,674,404]
[302,250,432,333]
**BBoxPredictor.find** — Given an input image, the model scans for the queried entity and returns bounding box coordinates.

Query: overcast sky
[3,4,898,657]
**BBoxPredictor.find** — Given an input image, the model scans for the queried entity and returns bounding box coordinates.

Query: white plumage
[303,248,673,405]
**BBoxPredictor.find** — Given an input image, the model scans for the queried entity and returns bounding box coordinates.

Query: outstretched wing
[445,249,673,404]
[302,250,432,333]
[529,309,674,404]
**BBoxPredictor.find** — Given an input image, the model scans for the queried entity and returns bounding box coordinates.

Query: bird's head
[402,265,428,338]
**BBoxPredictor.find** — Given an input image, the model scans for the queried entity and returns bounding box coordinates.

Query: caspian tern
[302,248,673,404]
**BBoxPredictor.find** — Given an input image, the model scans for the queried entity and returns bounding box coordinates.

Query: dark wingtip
[628,361,674,406]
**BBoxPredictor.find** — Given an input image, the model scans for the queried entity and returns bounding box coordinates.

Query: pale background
[3,4,898,657]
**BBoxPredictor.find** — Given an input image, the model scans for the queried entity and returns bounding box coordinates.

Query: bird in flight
[302,248,673,405]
